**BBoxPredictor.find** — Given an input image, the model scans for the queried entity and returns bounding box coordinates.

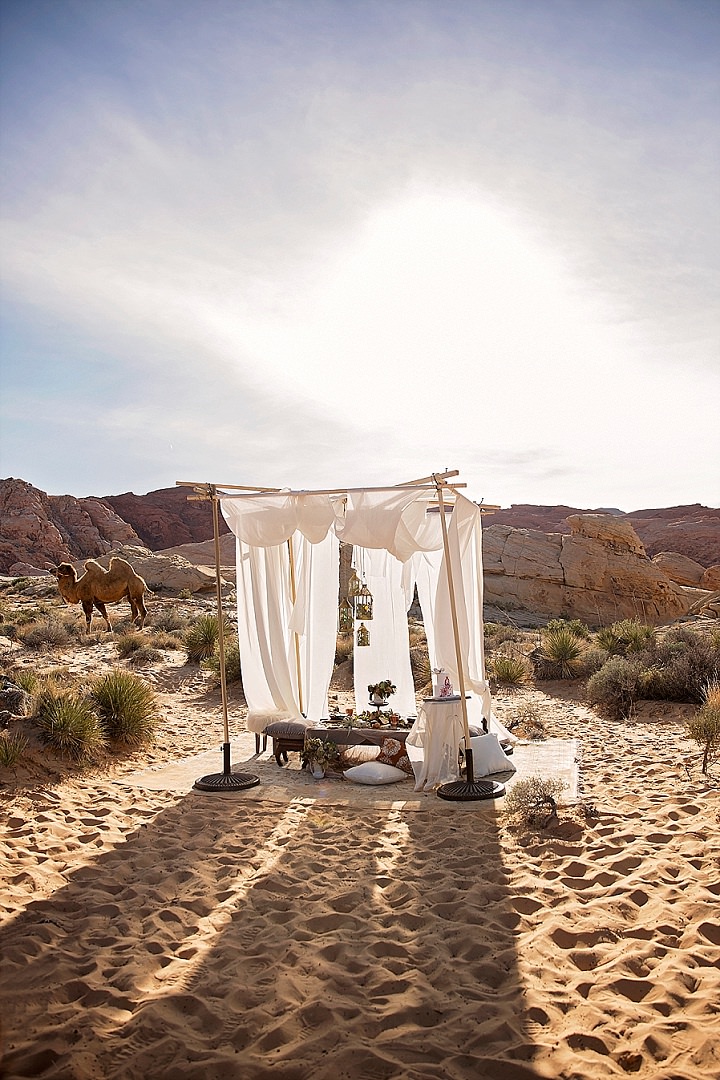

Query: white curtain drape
[351,547,415,717]
[222,487,495,735]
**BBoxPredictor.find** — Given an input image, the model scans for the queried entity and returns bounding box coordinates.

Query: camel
[53,557,148,632]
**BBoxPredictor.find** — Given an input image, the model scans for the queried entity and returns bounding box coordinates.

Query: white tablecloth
[406,698,467,792]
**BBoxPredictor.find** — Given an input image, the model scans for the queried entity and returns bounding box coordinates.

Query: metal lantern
[348,570,361,597]
[338,597,353,634]
[356,622,370,647]
[354,581,374,621]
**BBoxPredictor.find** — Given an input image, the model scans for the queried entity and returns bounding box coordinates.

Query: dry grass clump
[18,617,72,650]
[151,605,192,633]
[489,651,532,688]
[90,669,159,746]
[335,633,354,665]
[35,692,108,762]
[0,731,29,768]
[686,680,720,774]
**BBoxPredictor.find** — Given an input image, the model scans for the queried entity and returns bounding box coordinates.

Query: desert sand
[1,640,719,1080]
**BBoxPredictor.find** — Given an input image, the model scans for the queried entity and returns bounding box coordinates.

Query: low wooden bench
[264,721,307,766]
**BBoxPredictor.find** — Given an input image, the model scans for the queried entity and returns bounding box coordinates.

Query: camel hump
[83,559,107,576]
[108,557,135,574]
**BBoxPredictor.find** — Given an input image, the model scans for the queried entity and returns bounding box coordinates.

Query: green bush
[90,669,159,746]
[203,640,243,685]
[184,614,232,663]
[537,626,585,679]
[594,619,655,657]
[0,731,29,768]
[35,694,107,762]
[489,652,532,687]
[586,656,644,720]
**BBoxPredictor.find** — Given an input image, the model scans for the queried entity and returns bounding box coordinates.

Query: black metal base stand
[194,741,260,792]
[437,748,506,802]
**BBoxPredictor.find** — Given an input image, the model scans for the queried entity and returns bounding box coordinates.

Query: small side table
[407,697,468,792]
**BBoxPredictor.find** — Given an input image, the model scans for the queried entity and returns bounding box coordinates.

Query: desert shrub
[687,682,720,773]
[408,622,427,648]
[545,618,591,640]
[151,630,184,651]
[90,670,159,746]
[0,731,29,768]
[504,776,567,827]
[485,624,522,647]
[19,618,71,650]
[505,703,545,740]
[594,619,654,657]
[408,641,431,692]
[647,629,720,703]
[580,646,610,677]
[203,641,243,685]
[489,652,532,688]
[184,614,232,663]
[613,619,656,653]
[536,626,586,679]
[152,605,191,633]
[586,656,644,720]
[115,631,147,659]
[35,693,107,762]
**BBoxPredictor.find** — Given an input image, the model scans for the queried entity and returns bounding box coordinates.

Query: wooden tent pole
[286,538,305,717]
[435,477,472,747]
[211,486,231,763]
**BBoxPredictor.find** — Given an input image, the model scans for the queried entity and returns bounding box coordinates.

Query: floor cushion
[344,762,408,785]
[468,734,517,777]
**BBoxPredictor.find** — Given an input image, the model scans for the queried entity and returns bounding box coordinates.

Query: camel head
[54,563,78,584]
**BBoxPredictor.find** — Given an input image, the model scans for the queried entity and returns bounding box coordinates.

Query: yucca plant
[184,614,232,663]
[594,626,623,655]
[35,693,107,762]
[7,668,39,694]
[489,652,532,687]
[537,626,585,679]
[613,619,656,653]
[0,731,29,768]
[544,618,591,640]
[90,669,159,746]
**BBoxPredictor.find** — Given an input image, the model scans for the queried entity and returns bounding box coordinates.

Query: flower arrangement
[301,737,343,773]
[368,679,396,701]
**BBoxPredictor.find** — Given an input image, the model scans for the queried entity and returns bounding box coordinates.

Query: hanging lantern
[338,597,353,634]
[356,622,370,647]
[348,570,361,597]
[354,581,374,621]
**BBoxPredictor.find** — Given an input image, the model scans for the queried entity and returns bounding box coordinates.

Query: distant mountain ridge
[1,477,718,575]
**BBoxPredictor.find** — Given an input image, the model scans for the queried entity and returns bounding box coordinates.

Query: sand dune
[1,650,719,1079]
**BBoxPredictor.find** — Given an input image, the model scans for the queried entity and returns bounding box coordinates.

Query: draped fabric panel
[351,548,415,717]
[222,487,494,734]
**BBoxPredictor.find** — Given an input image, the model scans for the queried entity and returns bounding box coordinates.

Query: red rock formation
[103,488,223,549]
[0,479,141,574]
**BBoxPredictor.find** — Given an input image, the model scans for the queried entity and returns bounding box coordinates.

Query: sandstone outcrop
[701,565,720,591]
[86,547,230,595]
[483,514,690,626]
[651,552,707,587]
[491,502,719,565]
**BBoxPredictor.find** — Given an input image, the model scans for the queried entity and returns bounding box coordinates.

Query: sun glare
[239,188,622,437]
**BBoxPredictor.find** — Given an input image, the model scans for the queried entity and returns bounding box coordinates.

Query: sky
[1,0,718,512]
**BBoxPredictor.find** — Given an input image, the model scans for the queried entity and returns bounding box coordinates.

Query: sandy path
[1,664,718,1079]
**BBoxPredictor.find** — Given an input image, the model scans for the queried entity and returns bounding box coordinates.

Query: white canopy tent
[204,473,505,745]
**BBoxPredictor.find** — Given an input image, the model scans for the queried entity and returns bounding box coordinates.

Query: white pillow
[344,762,408,785]
[469,734,517,777]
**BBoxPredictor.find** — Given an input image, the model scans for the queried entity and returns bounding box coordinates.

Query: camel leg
[134,593,147,629]
[81,600,94,632]
[93,599,112,633]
